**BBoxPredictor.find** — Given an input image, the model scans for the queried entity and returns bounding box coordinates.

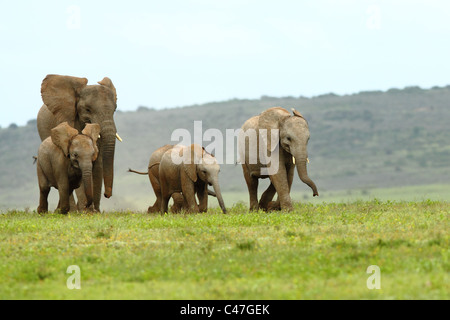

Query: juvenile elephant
[159,144,227,214]
[239,107,318,211]
[128,145,186,213]
[36,122,101,214]
[129,145,218,213]
[37,74,122,212]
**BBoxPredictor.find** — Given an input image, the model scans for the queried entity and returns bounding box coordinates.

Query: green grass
[221,184,450,207]
[0,200,448,300]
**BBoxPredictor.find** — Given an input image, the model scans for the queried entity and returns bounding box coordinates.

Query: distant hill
[1,85,450,211]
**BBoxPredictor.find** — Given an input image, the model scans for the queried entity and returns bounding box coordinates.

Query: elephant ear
[82,123,101,161]
[258,107,290,152]
[291,108,304,119]
[51,122,79,157]
[41,74,88,126]
[98,77,117,104]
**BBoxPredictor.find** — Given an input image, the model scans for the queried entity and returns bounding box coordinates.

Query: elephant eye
[287,137,292,141]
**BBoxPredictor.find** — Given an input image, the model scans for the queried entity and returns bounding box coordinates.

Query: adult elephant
[239,107,318,211]
[37,74,121,211]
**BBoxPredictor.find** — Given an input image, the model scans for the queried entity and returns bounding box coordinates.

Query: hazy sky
[1,0,449,127]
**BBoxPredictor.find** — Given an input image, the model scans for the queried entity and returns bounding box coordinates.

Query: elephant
[158,144,227,214]
[128,144,218,213]
[37,74,121,212]
[128,144,186,213]
[239,107,318,211]
[36,122,101,214]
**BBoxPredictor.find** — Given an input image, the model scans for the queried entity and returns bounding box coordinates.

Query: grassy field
[101,183,450,212]
[0,200,448,300]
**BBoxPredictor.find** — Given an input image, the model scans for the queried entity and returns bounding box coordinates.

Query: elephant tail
[32,156,38,165]
[128,168,148,175]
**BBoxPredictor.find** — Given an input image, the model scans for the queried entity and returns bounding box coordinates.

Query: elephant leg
[264,163,293,211]
[269,166,293,211]
[182,196,189,211]
[75,186,87,211]
[38,186,50,214]
[158,169,173,214]
[147,186,162,213]
[266,164,294,211]
[148,201,160,213]
[160,192,171,214]
[69,193,77,211]
[259,183,276,211]
[159,182,171,214]
[242,165,259,211]
[57,186,71,214]
[181,182,199,213]
[148,169,162,213]
[267,200,281,211]
[170,193,184,213]
[37,166,50,214]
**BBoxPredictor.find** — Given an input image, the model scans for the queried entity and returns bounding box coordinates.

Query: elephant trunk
[101,122,117,199]
[295,157,319,197]
[211,181,227,214]
[80,163,94,208]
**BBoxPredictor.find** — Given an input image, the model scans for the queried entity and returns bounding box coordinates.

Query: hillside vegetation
[1,85,450,210]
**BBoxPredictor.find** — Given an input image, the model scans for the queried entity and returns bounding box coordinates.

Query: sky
[1,0,450,127]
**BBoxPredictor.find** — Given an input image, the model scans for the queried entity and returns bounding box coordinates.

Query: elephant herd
[35,74,319,215]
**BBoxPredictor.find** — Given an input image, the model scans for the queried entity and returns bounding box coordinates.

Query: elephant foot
[37,206,48,214]
[147,205,160,214]
[170,205,183,213]
[83,205,98,214]
[267,201,281,211]
[249,202,259,212]
[58,208,70,215]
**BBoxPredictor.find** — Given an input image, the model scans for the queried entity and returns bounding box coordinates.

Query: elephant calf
[159,144,227,214]
[129,144,219,213]
[128,144,187,213]
[36,122,100,214]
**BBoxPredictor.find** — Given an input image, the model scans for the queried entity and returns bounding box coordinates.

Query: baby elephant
[159,144,227,214]
[128,144,218,213]
[36,122,100,214]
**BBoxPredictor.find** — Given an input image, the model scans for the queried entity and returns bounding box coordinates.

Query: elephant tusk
[292,157,309,164]
[116,133,123,142]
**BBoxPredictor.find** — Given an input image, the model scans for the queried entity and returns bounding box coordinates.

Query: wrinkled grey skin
[37,75,119,212]
[37,122,100,214]
[129,144,186,213]
[129,144,218,213]
[158,144,227,214]
[240,107,318,211]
